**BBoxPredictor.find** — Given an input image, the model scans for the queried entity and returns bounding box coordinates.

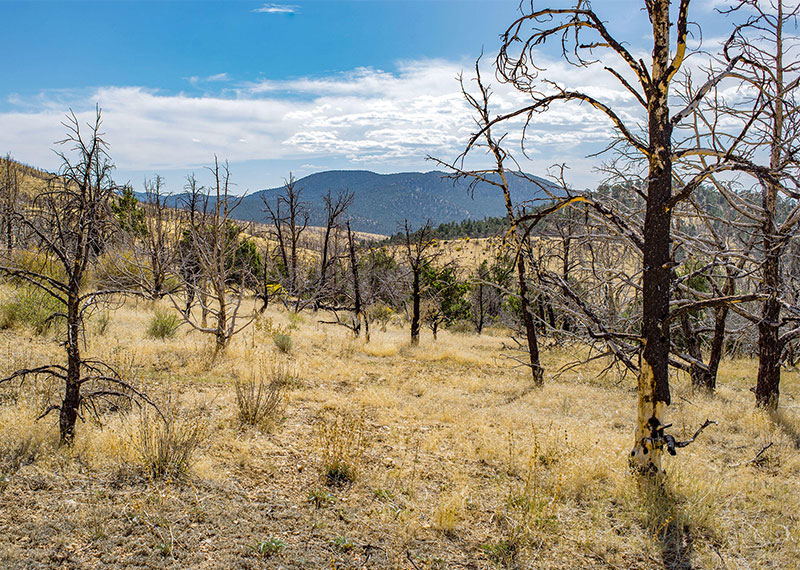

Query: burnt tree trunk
[755,8,785,411]
[347,222,366,341]
[259,258,270,313]
[630,0,674,473]
[475,281,485,334]
[60,281,82,445]
[703,305,729,390]
[756,202,782,409]
[499,179,542,385]
[410,268,421,346]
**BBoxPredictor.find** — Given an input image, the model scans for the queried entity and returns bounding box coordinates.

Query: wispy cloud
[252,3,299,14]
[188,72,230,86]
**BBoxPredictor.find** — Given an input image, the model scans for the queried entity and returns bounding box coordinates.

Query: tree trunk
[498,177,542,385]
[152,253,164,300]
[755,7,785,411]
[517,252,543,385]
[215,280,228,353]
[259,260,270,313]
[200,285,209,329]
[701,305,730,392]
[5,212,12,251]
[630,1,672,473]
[756,262,781,409]
[347,222,365,340]
[60,286,81,445]
[410,269,421,346]
[475,282,485,334]
[679,310,718,391]
[317,224,333,311]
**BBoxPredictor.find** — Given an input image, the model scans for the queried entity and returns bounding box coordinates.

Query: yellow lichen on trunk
[630,358,665,474]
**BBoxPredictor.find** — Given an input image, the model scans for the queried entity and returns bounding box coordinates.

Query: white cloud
[252,4,299,14]
[0,58,647,190]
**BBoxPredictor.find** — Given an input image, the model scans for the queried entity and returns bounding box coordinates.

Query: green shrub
[146,309,181,340]
[481,540,517,567]
[0,285,64,335]
[329,536,355,552]
[273,333,292,353]
[287,311,303,330]
[307,488,335,509]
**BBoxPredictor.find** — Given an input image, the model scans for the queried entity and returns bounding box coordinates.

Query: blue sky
[0,1,736,193]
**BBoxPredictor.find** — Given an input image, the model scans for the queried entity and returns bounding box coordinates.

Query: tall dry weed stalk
[315,409,368,485]
[133,404,205,480]
[234,363,288,430]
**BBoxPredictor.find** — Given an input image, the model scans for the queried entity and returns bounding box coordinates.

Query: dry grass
[234,359,288,430]
[0,295,798,569]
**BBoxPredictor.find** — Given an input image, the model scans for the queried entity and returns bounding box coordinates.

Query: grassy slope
[0,296,798,570]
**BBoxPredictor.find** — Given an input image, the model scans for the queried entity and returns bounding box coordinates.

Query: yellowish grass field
[0,297,798,569]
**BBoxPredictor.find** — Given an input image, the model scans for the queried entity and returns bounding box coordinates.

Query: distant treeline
[381,216,509,244]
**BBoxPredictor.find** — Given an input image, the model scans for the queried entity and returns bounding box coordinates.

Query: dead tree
[0,109,156,444]
[178,174,209,320]
[263,174,310,308]
[315,190,353,309]
[362,246,404,329]
[0,155,21,251]
[347,221,368,340]
[483,1,753,472]
[141,174,177,300]
[401,221,439,346]
[174,158,255,352]
[722,0,800,410]
[430,65,549,385]
[669,187,757,392]
[471,259,492,334]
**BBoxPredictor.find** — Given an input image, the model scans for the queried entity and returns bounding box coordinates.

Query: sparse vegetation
[315,410,368,486]
[0,301,797,568]
[2,3,800,568]
[329,535,355,552]
[250,536,286,558]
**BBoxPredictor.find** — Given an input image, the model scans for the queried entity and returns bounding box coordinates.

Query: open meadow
[0,296,797,570]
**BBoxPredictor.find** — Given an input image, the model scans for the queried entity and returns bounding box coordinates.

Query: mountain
[145,170,559,235]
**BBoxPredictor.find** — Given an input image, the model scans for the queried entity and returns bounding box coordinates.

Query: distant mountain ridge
[141,169,559,235]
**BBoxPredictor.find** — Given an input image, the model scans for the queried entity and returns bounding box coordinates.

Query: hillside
[141,170,559,236]
[0,156,52,199]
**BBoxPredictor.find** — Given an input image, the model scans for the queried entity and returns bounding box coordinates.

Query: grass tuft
[315,410,368,486]
[234,366,287,430]
[146,309,182,340]
[132,405,205,480]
